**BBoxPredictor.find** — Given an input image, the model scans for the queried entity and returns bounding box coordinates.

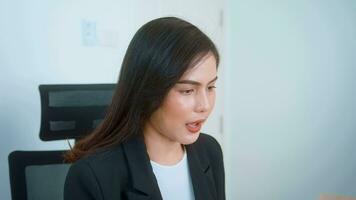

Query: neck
[143,125,184,166]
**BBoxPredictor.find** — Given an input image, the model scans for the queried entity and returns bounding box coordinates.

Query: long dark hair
[64,17,219,162]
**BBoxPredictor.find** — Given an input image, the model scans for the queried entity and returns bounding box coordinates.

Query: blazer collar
[186,144,216,200]
[122,135,216,200]
[122,135,162,199]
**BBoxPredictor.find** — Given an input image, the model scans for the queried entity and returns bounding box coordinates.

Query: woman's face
[144,52,217,145]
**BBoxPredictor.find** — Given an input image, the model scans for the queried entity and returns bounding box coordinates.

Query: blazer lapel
[186,144,217,200]
[122,135,162,200]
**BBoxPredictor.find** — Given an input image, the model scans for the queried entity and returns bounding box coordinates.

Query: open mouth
[185,119,205,133]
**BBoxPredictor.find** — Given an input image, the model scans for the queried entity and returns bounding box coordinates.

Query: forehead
[179,53,217,81]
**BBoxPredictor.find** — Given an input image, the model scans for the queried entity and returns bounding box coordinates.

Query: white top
[150,149,195,200]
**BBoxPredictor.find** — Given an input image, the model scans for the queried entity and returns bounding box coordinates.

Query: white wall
[226,0,356,199]
[0,0,225,199]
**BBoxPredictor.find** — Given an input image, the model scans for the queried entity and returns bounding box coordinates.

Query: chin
[180,132,200,145]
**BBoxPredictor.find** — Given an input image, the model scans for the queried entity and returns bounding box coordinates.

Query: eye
[180,89,194,95]
[208,86,216,91]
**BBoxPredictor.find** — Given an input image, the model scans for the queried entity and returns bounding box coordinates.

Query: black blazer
[64,133,225,200]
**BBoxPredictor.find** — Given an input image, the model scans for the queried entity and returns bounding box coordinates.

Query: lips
[185,119,206,133]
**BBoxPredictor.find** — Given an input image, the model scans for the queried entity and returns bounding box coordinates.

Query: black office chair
[39,84,116,141]
[8,151,70,200]
[8,83,116,200]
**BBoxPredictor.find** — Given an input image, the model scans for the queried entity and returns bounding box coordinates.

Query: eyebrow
[176,76,218,86]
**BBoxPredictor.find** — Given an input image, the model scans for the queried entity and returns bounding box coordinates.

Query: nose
[195,91,211,113]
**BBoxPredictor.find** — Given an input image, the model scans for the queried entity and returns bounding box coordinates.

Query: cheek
[162,93,193,119]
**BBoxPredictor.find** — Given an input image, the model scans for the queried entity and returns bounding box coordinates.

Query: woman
[64,17,225,200]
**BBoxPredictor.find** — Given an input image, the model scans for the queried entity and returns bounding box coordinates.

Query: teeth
[187,122,199,127]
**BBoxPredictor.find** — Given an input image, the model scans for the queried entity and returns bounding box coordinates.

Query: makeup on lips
[185,119,206,133]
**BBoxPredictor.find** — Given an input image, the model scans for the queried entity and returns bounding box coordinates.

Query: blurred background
[0,0,355,199]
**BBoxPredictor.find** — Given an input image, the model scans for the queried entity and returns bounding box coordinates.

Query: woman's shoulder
[191,133,223,159]
[195,133,221,149]
[69,143,126,174]
[64,143,128,199]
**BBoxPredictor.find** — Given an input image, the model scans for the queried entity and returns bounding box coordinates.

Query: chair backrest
[39,83,116,141]
[8,83,115,199]
[8,150,71,200]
